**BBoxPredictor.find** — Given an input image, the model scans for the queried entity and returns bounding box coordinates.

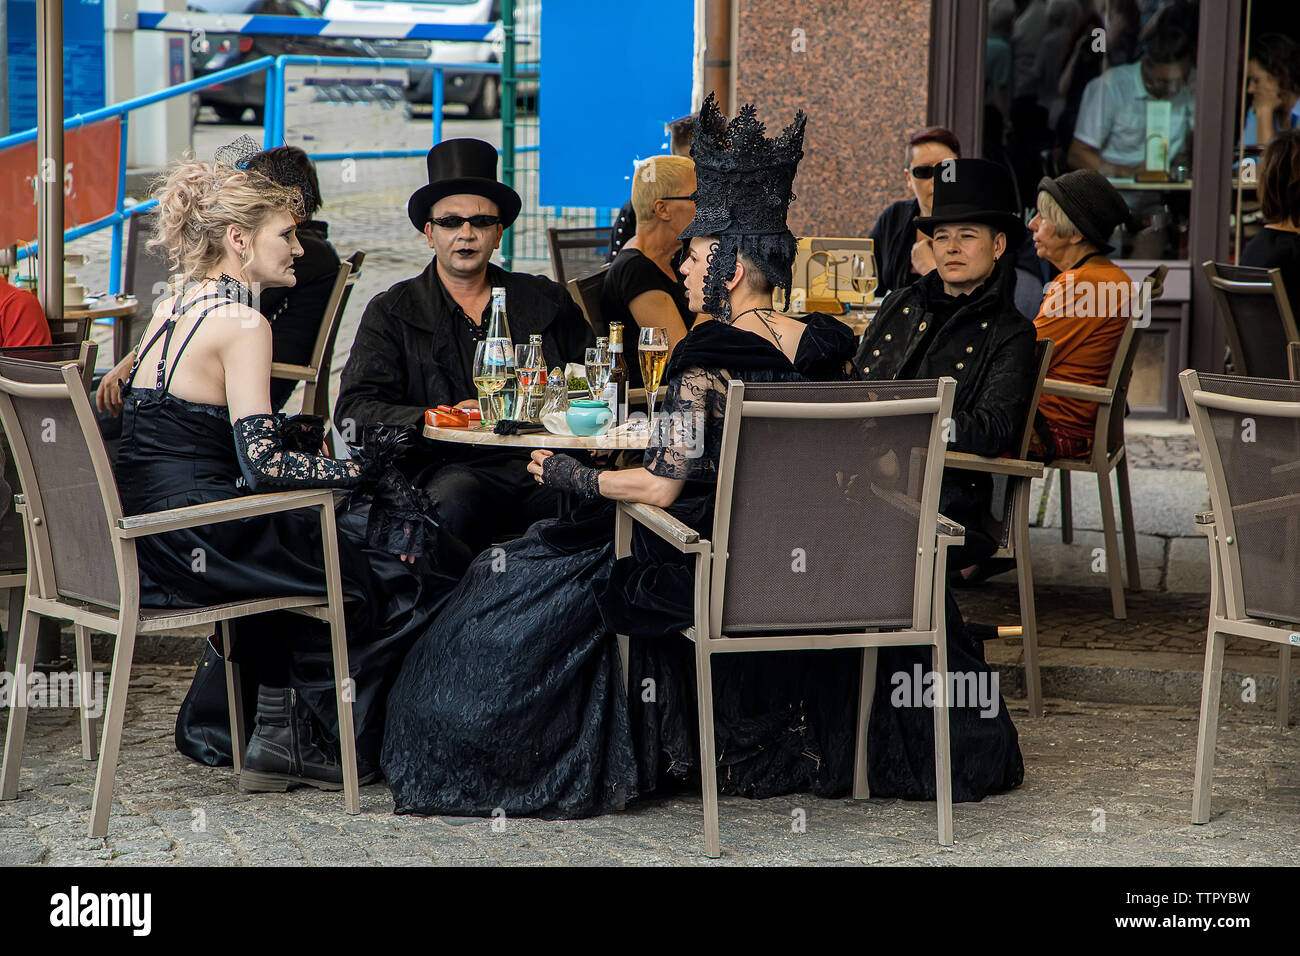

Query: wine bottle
[608,322,629,425]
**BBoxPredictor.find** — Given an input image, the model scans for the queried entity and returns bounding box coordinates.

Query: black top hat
[1035,170,1132,252]
[406,138,522,232]
[914,158,1027,248]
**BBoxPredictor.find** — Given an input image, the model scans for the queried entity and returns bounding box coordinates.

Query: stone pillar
[732,0,932,237]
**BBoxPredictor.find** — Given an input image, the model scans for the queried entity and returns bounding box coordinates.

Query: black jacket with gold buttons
[851,254,1036,458]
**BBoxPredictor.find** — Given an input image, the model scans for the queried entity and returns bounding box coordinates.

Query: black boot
[239,686,373,792]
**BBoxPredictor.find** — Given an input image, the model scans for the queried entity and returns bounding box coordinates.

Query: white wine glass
[473,337,514,425]
[637,327,669,433]
[515,341,544,421]
[585,345,611,402]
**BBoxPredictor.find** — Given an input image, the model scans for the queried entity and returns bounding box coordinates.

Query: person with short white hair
[1028,169,1134,460]
[599,154,697,384]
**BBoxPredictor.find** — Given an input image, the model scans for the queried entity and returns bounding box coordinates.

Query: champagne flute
[637,327,670,433]
[472,337,514,425]
[585,345,611,402]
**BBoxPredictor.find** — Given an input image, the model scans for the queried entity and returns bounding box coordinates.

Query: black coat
[853,255,1037,562]
[336,259,593,476]
[868,197,922,297]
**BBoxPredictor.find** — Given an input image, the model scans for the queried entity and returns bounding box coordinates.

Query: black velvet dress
[115,295,465,771]
[380,314,1022,818]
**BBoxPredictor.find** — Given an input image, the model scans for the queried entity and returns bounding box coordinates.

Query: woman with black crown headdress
[380,94,861,818]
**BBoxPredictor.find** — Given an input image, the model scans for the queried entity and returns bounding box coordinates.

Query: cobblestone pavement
[1,665,1296,866]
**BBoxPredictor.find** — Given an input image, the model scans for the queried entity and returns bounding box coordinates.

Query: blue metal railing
[1,55,523,294]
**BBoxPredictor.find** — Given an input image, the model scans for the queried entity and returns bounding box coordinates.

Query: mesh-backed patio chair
[547,226,613,287]
[614,377,961,857]
[0,357,356,838]
[0,342,97,676]
[565,263,608,338]
[122,211,170,364]
[1041,308,1146,620]
[1180,370,1298,823]
[944,338,1052,717]
[270,251,362,432]
[1202,261,1298,380]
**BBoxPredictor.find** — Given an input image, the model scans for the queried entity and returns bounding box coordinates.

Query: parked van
[322,0,537,119]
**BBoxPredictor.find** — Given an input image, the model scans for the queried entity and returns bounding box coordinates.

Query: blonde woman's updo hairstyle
[148,158,303,282]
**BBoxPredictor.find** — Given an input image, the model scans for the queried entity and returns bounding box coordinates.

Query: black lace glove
[233,414,361,493]
[364,465,438,560]
[540,453,604,501]
[280,414,326,452]
[348,424,414,483]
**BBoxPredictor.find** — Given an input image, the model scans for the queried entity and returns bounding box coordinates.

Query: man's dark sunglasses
[660,195,695,202]
[909,164,939,179]
[430,214,503,229]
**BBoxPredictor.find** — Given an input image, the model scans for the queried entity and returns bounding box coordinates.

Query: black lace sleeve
[644,366,728,481]
[233,414,361,493]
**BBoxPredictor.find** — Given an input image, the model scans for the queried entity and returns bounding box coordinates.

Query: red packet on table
[427,405,482,428]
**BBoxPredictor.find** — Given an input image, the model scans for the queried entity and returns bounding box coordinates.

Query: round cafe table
[422,422,650,451]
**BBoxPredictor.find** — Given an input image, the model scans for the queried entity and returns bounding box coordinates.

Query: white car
[322,0,538,118]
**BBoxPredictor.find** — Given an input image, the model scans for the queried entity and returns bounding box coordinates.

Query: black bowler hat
[406,138,522,232]
[914,158,1027,248]
[1036,170,1132,252]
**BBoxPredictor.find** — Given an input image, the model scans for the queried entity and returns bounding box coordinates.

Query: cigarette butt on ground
[998,626,1023,639]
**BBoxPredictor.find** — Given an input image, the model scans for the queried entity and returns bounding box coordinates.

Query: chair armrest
[1040,377,1112,403]
[117,489,338,539]
[936,512,965,539]
[1042,378,1113,404]
[619,501,701,550]
[270,362,316,382]
[945,451,1044,479]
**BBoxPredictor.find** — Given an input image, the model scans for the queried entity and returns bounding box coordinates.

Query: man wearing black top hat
[853,158,1037,573]
[337,139,593,556]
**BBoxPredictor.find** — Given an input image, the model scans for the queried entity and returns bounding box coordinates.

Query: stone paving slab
[1033,468,1210,539]
[1,665,1296,865]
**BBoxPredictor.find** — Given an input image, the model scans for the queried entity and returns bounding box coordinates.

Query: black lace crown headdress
[679,93,807,321]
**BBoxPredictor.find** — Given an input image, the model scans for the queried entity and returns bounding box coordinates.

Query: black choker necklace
[206,273,252,304]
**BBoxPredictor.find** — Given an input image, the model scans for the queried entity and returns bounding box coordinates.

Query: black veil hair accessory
[679,93,807,322]
[213,134,263,170]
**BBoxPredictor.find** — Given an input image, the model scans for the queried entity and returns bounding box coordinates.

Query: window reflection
[991,0,1200,260]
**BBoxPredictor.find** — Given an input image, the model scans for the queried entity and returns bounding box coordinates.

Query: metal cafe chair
[1180,369,1298,823]
[566,263,609,338]
[615,378,961,857]
[0,341,97,677]
[270,250,364,433]
[1040,313,1146,620]
[547,226,612,287]
[0,356,357,838]
[1202,261,1298,380]
[944,338,1052,717]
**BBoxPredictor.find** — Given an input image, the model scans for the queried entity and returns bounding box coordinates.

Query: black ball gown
[380,314,1023,818]
[114,288,466,772]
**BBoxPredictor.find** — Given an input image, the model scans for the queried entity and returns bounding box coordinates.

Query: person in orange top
[0,273,53,347]
[1027,170,1133,459]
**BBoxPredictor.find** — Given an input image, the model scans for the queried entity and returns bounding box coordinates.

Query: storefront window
[1230,0,1300,262]
[989,0,1201,261]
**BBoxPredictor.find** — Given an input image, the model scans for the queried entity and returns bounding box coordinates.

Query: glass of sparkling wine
[637,327,669,432]
[472,337,514,425]
[585,345,611,402]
